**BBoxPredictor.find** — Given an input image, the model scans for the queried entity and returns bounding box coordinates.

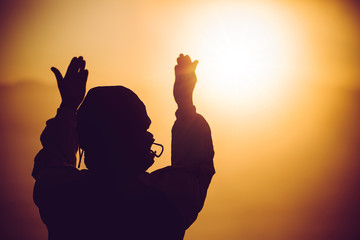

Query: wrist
[57,105,77,122]
[175,94,194,109]
[177,102,194,110]
[60,102,78,113]
[175,105,196,119]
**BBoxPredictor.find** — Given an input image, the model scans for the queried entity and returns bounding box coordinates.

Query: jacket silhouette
[32,55,215,240]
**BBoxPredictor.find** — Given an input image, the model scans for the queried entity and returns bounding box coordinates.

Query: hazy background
[0,0,360,239]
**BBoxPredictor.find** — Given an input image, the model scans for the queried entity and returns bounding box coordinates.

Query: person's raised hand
[173,54,199,109]
[51,56,89,112]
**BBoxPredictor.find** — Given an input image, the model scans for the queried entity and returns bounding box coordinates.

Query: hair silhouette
[77,86,153,174]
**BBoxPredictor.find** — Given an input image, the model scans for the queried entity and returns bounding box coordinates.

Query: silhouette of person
[32,54,215,240]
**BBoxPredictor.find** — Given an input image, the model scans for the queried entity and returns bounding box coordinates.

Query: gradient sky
[0,0,360,239]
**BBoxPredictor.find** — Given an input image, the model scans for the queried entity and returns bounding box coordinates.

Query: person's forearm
[171,110,214,169]
[33,56,88,180]
[171,54,215,173]
[32,107,78,179]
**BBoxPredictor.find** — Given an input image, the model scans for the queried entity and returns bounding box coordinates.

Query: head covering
[77,86,152,172]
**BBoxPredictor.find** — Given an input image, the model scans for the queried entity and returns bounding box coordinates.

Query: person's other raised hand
[51,56,89,112]
[174,54,198,109]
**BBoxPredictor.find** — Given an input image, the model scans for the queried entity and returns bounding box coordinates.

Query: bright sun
[193,3,304,113]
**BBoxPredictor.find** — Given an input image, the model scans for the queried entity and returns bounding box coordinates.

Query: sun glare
[194,3,304,113]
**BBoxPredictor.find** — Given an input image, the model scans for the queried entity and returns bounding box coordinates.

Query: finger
[192,60,199,70]
[80,69,89,84]
[177,54,185,65]
[65,57,79,77]
[184,55,191,64]
[51,67,63,84]
[78,57,86,72]
[177,55,183,65]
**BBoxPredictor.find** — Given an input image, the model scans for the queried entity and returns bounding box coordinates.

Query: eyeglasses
[77,132,165,168]
[150,142,164,158]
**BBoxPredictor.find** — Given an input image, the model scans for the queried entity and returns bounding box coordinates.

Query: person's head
[77,86,155,176]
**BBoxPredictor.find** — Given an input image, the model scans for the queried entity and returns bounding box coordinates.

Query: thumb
[192,60,199,70]
[51,67,63,84]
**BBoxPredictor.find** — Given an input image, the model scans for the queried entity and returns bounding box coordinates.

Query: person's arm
[149,54,215,229]
[172,53,215,198]
[32,56,88,180]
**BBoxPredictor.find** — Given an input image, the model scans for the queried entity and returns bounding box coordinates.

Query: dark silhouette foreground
[32,55,215,240]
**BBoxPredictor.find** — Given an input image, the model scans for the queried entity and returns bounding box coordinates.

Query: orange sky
[1,0,360,239]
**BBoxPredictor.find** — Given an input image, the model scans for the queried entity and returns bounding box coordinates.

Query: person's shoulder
[145,167,198,187]
[35,167,91,190]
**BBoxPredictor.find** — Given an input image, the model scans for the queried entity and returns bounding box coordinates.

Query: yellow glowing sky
[1,0,359,115]
[1,0,360,239]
